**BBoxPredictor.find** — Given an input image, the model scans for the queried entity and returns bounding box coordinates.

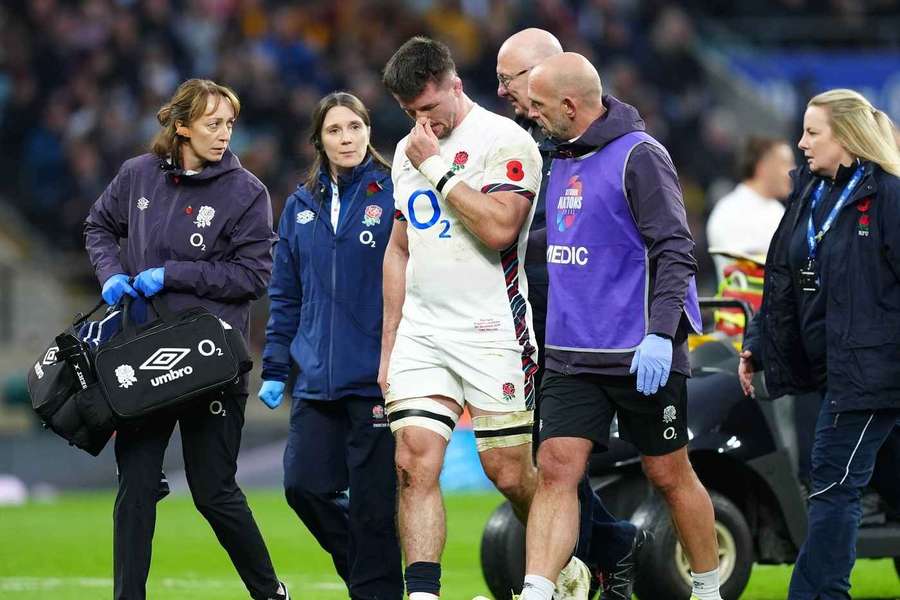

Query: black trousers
[113,381,279,600]
[283,396,403,600]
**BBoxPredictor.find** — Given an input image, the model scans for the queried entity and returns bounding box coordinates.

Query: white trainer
[555,556,590,600]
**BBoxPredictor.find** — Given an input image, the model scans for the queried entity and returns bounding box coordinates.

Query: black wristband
[435,170,457,194]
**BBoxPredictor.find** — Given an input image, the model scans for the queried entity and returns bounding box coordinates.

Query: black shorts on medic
[539,369,688,456]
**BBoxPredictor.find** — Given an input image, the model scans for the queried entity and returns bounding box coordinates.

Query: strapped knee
[472,410,534,451]
[387,397,460,441]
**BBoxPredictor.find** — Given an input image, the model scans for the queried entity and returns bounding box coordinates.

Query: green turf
[0,490,897,599]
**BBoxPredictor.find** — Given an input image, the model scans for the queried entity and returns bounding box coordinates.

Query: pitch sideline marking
[0,576,344,592]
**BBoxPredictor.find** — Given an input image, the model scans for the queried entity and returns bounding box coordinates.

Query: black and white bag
[27,300,116,456]
[94,297,251,420]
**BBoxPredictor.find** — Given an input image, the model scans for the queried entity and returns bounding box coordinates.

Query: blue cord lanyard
[806,164,865,260]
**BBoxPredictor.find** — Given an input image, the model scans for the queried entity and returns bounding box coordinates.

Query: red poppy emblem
[366,181,382,196]
[859,214,870,226]
[506,160,524,181]
[857,198,872,212]
[453,151,468,166]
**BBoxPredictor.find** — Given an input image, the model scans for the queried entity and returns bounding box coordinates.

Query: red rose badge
[859,214,870,226]
[451,151,468,172]
[362,204,383,227]
[506,160,524,181]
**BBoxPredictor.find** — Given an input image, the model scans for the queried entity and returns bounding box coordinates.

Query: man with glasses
[380,36,590,600]
[495,29,647,600]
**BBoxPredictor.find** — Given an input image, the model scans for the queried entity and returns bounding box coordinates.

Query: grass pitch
[0,490,897,599]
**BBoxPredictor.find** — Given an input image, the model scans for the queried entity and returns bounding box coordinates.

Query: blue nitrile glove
[629,334,673,396]
[258,380,286,409]
[133,267,165,297]
[101,273,138,305]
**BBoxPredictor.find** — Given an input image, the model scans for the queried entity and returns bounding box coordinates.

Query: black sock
[405,561,441,596]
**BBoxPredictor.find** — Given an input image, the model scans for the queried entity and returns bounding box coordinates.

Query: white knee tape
[386,398,460,441]
[472,410,534,451]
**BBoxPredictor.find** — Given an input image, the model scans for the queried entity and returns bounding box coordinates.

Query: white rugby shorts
[385,333,537,413]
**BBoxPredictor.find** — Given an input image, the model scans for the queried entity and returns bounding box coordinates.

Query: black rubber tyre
[480,501,525,600]
[634,491,754,600]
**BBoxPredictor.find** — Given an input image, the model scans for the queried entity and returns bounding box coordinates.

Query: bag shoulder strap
[72,299,106,329]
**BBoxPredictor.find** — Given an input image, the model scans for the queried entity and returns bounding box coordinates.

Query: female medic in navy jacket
[259,92,402,600]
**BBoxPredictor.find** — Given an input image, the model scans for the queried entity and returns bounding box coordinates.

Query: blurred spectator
[22,95,71,230]
[707,136,795,282]
[1,0,891,295]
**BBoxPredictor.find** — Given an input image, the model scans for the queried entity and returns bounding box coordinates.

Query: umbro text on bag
[94,297,251,420]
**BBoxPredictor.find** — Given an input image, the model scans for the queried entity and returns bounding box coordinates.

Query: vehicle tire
[634,491,754,600]
[480,501,525,600]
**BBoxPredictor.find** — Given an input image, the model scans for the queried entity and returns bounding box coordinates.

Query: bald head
[498,28,563,66]
[531,53,603,105]
[527,53,605,139]
[496,28,563,116]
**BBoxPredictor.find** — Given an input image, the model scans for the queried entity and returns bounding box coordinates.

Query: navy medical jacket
[262,159,394,401]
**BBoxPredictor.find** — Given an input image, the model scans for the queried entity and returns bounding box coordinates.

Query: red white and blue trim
[483,182,538,409]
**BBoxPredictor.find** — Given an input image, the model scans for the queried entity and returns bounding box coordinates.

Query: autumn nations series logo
[556,175,583,232]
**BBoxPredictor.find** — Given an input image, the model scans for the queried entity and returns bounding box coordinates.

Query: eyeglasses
[497,67,531,90]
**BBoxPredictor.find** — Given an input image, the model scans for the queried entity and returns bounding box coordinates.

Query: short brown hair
[382,36,456,101]
[738,136,787,181]
[151,79,240,166]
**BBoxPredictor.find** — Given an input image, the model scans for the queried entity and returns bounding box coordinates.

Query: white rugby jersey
[391,103,543,346]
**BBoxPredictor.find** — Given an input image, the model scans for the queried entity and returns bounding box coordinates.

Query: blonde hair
[808,88,900,177]
[151,79,241,167]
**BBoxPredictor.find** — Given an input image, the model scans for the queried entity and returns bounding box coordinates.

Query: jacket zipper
[328,235,336,399]
[322,176,367,400]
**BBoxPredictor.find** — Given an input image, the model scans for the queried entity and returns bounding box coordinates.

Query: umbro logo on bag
[150,366,194,387]
[43,347,58,364]
[140,348,191,371]
[137,347,196,387]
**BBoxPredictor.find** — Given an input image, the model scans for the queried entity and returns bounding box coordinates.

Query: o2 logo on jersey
[556,175,583,232]
[407,189,451,238]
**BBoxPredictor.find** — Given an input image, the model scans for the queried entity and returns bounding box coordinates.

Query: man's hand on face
[406,118,441,169]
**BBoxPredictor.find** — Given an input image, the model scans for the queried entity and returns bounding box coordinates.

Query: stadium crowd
[1,0,894,307]
[0,0,831,260]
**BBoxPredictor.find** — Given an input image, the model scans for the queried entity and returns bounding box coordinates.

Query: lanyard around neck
[806,164,865,259]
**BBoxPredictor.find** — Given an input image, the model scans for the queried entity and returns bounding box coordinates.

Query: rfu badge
[362,205,383,227]
[194,205,215,228]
